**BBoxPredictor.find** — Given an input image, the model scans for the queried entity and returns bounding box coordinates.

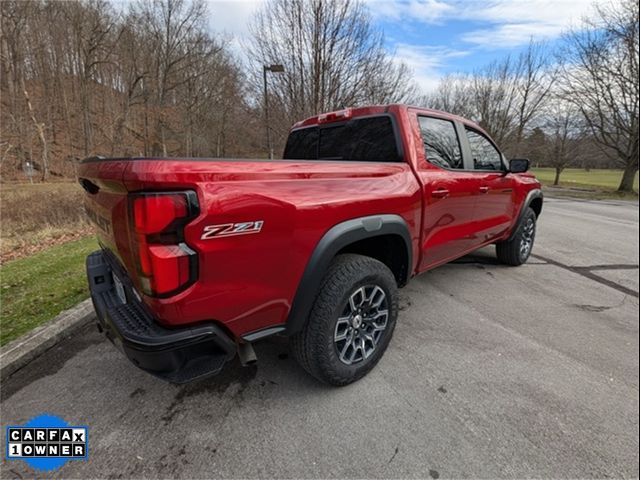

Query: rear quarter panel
[123,159,422,337]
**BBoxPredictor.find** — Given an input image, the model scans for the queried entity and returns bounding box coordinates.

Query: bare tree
[3,0,431,179]
[427,42,553,157]
[427,74,475,118]
[470,57,518,147]
[22,79,48,181]
[247,0,418,152]
[539,98,586,185]
[511,41,555,155]
[560,0,639,192]
[0,0,30,169]
[108,18,147,156]
[63,0,118,156]
[130,0,212,156]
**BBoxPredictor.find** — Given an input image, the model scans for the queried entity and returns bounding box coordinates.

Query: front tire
[496,207,537,266]
[291,254,398,386]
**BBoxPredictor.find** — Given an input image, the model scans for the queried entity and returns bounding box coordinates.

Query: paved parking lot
[2,197,638,479]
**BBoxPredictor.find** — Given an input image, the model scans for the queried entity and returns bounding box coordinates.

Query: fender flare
[508,189,543,241]
[285,214,412,335]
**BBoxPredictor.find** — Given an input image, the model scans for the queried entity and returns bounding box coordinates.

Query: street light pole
[262,64,284,159]
[262,66,272,159]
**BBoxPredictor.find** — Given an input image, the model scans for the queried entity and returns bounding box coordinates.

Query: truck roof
[291,104,486,135]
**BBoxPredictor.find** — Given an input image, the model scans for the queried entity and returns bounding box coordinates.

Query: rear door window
[418,116,464,169]
[283,116,400,162]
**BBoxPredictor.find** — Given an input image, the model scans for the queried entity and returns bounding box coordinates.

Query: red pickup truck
[80,104,542,386]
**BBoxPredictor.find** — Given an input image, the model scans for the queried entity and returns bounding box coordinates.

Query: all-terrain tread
[496,207,536,266]
[290,254,398,386]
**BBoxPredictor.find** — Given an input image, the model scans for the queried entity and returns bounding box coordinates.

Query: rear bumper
[86,250,236,383]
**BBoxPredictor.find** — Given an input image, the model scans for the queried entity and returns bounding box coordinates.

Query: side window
[466,128,503,171]
[418,116,463,169]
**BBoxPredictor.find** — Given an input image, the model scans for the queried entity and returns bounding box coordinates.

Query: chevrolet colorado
[80,104,542,386]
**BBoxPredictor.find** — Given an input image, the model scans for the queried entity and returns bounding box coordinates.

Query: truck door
[412,114,481,270]
[462,127,516,242]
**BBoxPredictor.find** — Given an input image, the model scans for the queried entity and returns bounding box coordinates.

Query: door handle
[479,186,490,194]
[432,188,450,198]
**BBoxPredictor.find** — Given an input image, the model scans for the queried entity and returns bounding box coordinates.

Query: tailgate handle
[80,178,100,194]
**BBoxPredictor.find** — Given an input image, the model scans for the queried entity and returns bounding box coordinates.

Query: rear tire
[496,207,537,266]
[291,254,398,386]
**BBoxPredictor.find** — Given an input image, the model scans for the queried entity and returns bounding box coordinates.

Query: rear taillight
[129,191,199,297]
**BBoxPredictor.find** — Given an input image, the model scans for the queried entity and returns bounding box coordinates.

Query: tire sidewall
[320,269,398,382]
[517,209,537,263]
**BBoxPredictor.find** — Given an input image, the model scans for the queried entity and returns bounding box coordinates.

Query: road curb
[0,299,95,380]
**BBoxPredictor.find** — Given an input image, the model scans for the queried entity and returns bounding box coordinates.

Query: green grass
[0,236,97,346]
[531,168,639,192]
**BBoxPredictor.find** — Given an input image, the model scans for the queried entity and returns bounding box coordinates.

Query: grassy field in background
[1,181,91,261]
[532,168,639,192]
[0,236,97,346]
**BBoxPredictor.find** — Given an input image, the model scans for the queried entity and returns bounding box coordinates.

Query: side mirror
[509,158,530,173]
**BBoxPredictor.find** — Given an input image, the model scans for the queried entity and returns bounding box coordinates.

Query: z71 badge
[201,221,264,240]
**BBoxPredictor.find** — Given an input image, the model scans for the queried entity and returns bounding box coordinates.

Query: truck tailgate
[79,159,134,272]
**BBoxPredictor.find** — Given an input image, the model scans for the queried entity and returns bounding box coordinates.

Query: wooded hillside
[1,0,637,191]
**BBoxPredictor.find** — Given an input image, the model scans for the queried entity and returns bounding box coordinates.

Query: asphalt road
[2,197,638,479]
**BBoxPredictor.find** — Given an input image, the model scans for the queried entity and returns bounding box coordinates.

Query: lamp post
[263,64,285,159]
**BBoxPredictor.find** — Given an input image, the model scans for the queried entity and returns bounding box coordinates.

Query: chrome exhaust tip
[238,342,257,366]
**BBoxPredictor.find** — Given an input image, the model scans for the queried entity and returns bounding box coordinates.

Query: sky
[205,0,603,93]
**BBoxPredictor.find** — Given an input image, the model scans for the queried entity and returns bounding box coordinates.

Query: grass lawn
[0,236,97,346]
[531,168,639,192]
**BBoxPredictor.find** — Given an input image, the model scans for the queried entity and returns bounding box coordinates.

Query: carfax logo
[6,414,88,471]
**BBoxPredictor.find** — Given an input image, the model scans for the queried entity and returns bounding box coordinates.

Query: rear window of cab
[283,116,401,162]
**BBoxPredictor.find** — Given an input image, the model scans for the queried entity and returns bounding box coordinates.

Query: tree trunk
[617,161,638,193]
[81,79,92,156]
[143,100,150,156]
[554,167,562,186]
[22,80,48,181]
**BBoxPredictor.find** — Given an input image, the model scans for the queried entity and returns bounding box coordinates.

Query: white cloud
[458,0,601,48]
[461,22,566,48]
[406,0,454,23]
[367,0,603,48]
[462,0,596,25]
[366,0,453,23]
[205,0,264,57]
[394,44,469,92]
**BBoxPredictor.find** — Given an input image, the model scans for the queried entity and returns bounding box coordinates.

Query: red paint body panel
[79,104,540,339]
